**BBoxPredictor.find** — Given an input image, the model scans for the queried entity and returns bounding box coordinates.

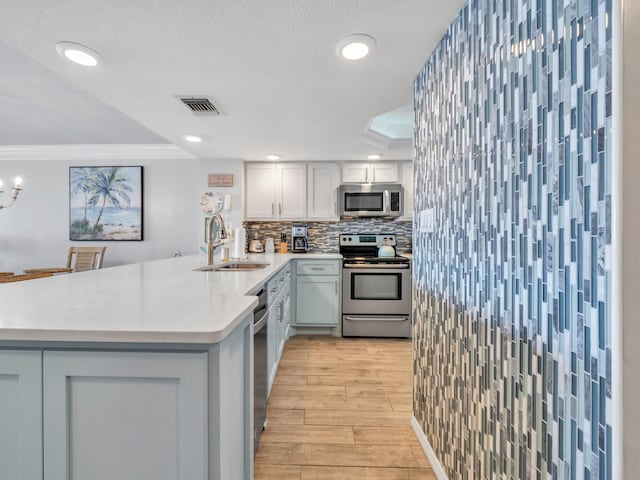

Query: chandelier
[0,176,23,210]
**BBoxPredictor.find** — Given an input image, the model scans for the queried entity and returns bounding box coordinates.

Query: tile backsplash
[413,0,613,478]
[242,219,413,253]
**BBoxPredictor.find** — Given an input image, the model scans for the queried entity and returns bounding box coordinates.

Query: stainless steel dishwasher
[253,288,268,454]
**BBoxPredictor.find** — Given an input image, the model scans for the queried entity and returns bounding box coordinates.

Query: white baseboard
[288,325,340,337]
[411,415,448,480]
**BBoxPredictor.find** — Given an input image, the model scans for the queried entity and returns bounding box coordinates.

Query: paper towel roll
[232,227,246,258]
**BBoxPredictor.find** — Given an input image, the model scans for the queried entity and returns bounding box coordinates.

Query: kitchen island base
[0,313,253,480]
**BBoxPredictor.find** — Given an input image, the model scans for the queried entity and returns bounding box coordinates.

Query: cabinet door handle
[365,169,368,183]
[279,203,282,215]
[335,280,338,294]
[311,267,323,271]
[272,203,275,215]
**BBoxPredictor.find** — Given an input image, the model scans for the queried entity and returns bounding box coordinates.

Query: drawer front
[268,272,282,291]
[268,275,283,300]
[268,265,291,299]
[283,265,292,280]
[296,261,339,276]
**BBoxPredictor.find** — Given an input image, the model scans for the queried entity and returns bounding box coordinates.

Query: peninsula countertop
[0,253,342,344]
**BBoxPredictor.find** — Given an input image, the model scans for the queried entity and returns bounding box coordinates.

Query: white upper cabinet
[276,163,307,219]
[370,163,399,183]
[245,161,409,221]
[245,163,306,220]
[341,162,399,183]
[245,164,277,219]
[401,161,414,220]
[341,163,370,183]
[307,163,340,220]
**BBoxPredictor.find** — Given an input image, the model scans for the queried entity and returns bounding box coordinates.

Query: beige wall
[197,159,245,256]
[0,157,249,272]
[622,0,639,477]
[0,158,200,273]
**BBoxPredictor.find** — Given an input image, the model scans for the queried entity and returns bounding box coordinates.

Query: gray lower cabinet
[294,260,340,326]
[43,350,208,480]
[267,300,280,392]
[0,350,42,480]
[0,313,253,480]
[267,265,291,395]
[280,284,291,353]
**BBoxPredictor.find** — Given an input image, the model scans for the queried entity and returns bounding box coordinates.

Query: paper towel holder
[231,227,247,259]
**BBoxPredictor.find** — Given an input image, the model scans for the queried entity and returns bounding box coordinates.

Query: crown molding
[0,144,197,161]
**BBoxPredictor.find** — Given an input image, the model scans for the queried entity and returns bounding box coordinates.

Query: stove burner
[339,233,409,265]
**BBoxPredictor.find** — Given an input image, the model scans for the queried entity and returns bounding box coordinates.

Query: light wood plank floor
[255,336,435,480]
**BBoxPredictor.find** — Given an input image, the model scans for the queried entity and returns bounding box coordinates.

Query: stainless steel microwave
[338,184,403,218]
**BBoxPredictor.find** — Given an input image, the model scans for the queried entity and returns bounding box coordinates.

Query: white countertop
[0,253,341,344]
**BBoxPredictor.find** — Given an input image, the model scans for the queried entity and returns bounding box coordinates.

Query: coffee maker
[291,225,309,253]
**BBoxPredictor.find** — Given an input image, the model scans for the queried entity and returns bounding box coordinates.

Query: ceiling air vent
[178,96,221,116]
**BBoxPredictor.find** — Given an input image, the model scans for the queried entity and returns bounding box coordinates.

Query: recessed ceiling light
[56,41,102,67]
[183,134,203,143]
[336,34,376,60]
[266,154,280,160]
[368,154,382,160]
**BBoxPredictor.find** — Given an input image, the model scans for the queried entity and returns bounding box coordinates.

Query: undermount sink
[194,261,270,272]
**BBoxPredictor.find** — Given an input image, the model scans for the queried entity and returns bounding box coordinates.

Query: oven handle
[343,315,409,322]
[343,263,410,269]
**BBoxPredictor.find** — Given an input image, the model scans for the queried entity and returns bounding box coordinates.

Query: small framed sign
[208,174,234,187]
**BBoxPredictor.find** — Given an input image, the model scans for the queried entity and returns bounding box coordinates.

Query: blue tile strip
[412,0,612,478]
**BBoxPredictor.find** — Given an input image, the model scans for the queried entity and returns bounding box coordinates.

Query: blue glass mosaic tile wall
[412,0,613,478]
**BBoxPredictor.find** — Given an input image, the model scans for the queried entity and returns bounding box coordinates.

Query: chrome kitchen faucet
[206,214,227,266]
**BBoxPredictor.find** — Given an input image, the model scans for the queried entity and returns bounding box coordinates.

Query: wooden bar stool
[24,246,107,274]
[66,246,106,272]
[23,267,72,275]
[0,272,54,283]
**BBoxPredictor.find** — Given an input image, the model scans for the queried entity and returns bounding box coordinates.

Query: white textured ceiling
[0,40,169,145]
[0,0,465,161]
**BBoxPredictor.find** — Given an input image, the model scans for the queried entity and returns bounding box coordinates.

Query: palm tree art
[70,167,95,223]
[88,167,133,230]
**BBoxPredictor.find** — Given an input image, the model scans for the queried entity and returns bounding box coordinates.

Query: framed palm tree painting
[69,166,143,241]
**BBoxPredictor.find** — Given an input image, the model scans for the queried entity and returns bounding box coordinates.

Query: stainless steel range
[340,234,412,338]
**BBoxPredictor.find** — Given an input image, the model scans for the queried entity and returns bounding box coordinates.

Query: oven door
[342,265,411,315]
